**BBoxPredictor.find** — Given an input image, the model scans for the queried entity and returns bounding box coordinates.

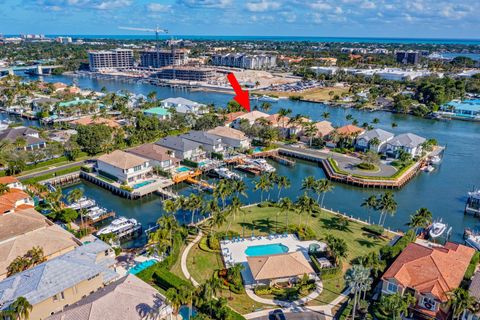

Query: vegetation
[6,247,46,277]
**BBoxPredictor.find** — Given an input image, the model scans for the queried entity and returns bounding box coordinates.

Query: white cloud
[309,1,332,11]
[31,0,132,10]
[246,0,281,12]
[147,3,171,12]
[176,0,232,8]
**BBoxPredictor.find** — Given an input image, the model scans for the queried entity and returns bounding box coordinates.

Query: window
[53,294,58,302]
[386,282,398,293]
[60,292,65,300]
[422,297,437,311]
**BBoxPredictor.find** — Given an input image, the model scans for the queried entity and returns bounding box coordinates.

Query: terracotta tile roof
[382,242,475,302]
[223,111,246,123]
[97,150,148,170]
[0,177,19,185]
[207,126,248,141]
[0,189,32,214]
[70,116,120,128]
[236,111,270,123]
[313,121,335,137]
[336,124,365,136]
[266,114,290,127]
[127,143,180,164]
[247,252,315,281]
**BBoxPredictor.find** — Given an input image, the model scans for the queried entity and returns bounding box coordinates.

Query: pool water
[253,147,263,153]
[176,166,190,173]
[245,243,289,257]
[179,306,197,320]
[127,259,157,275]
[133,180,155,189]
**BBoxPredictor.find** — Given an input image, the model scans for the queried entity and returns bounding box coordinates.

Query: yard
[255,86,351,102]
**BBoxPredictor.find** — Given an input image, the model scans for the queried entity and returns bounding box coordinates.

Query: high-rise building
[88,49,134,71]
[212,53,276,69]
[56,36,72,44]
[396,51,421,64]
[140,49,189,68]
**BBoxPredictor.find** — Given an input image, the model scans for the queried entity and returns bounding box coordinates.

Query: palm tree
[406,207,433,234]
[254,173,273,203]
[303,122,318,147]
[369,137,381,151]
[449,288,476,320]
[276,175,291,200]
[296,193,317,226]
[260,102,272,112]
[361,195,378,224]
[378,292,415,320]
[277,197,293,232]
[186,193,202,225]
[322,112,330,120]
[165,287,185,317]
[231,180,247,199]
[0,183,10,195]
[226,196,243,233]
[301,176,316,196]
[67,188,84,228]
[277,108,292,129]
[9,297,32,320]
[314,179,333,210]
[345,265,372,319]
[345,114,353,121]
[377,192,397,226]
[325,234,348,266]
[372,118,380,124]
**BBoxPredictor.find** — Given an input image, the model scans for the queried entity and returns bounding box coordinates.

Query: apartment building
[212,53,277,69]
[140,49,189,68]
[88,49,134,71]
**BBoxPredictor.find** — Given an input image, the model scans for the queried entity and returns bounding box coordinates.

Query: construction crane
[119,26,169,73]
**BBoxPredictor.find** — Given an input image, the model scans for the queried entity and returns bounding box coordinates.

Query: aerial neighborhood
[0,15,480,320]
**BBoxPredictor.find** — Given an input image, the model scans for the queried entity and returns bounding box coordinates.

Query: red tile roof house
[381,242,475,320]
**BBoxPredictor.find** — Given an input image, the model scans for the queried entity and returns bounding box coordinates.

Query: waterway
[16,74,480,243]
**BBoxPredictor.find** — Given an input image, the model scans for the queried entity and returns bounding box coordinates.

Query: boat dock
[234,165,262,176]
[251,150,296,167]
[172,169,202,184]
[84,211,115,226]
[186,177,215,192]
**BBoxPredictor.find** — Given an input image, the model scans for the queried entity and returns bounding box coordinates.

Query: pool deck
[220,234,326,285]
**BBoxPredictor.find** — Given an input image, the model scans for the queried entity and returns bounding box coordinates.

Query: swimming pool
[179,306,197,320]
[245,243,289,257]
[176,166,190,173]
[132,180,155,189]
[253,147,263,153]
[127,259,157,275]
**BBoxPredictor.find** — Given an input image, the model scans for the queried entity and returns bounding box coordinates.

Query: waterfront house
[156,136,206,161]
[208,126,251,149]
[231,110,270,129]
[0,188,35,214]
[299,120,334,143]
[222,111,246,126]
[336,124,365,137]
[180,130,225,155]
[0,207,80,280]
[0,240,118,320]
[31,97,60,113]
[0,176,24,190]
[355,128,394,152]
[69,115,120,129]
[143,106,171,120]
[438,99,480,121]
[247,252,315,286]
[160,97,207,115]
[0,126,46,151]
[127,143,180,171]
[46,274,172,320]
[381,242,474,320]
[386,133,426,158]
[96,150,152,184]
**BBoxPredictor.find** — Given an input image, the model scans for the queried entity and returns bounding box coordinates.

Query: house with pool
[385,133,426,158]
[127,143,180,172]
[355,128,394,153]
[221,234,325,287]
[96,150,152,185]
[437,99,480,121]
[180,130,225,156]
[156,136,207,162]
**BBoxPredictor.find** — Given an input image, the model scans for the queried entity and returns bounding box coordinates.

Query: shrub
[81,166,93,173]
[254,285,271,295]
[199,236,220,252]
[120,185,133,192]
[356,162,376,170]
[465,252,480,280]
[216,230,240,240]
[153,268,192,291]
[362,224,384,236]
[380,229,416,263]
[281,224,316,240]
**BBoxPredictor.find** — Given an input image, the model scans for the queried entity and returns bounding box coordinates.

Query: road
[250,311,326,320]
[18,159,88,180]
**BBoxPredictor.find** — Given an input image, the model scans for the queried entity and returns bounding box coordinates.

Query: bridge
[0,65,63,76]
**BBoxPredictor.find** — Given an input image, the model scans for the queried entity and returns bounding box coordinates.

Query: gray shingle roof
[469,271,480,300]
[0,240,116,310]
[357,128,394,143]
[388,133,426,148]
[180,130,222,146]
[0,127,45,146]
[156,136,202,152]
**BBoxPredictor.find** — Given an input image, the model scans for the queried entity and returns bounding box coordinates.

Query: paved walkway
[180,230,203,288]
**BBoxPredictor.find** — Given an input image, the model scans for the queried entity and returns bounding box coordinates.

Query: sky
[0,0,479,38]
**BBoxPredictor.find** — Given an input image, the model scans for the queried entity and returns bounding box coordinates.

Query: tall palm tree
[406,207,433,234]
[345,265,372,320]
[0,183,10,195]
[9,297,32,320]
[296,193,317,226]
[254,173,273,203]
[303,122,318,147]
[378,292,415,320]
[226,196,243,234]
[301,176,316,197]
[186,193,202,225]
[449,288,476,320]
[377,192,397,226]
[322,112,330,120]
[277,108,292,129]
[67,188,84,228]
[361,195,378,224]
[165,287,185,317]
[276,176,291,201]
[314,179,333,210]
[231,179,247,199]
[277,197,293,232]
[325,234,348,266]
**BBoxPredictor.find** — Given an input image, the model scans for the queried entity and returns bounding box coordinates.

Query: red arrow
[227,73,250,112]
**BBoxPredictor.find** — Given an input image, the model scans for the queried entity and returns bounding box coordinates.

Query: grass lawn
[255,87,350,101]
[169,243,188,280]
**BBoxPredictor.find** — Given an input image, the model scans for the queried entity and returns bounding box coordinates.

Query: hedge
[199,237,220,253]
[362,224,385,236]
[327,158,417,181]
[181,159,198,168]
[152,268,192,291]
[465,252,480,280]
[22,166,82,184]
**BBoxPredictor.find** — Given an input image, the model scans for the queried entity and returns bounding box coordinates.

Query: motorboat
[430,155,442,165]
[464,229,480,251]
[244,158,276,173]
[422,165,435,173]
[258,95,279,103]
[68,197,96,211]
[213,167,241,180]
[465,189,480,215]
[85,206,114,223]
[96,217,141,239]
[428,219,451,239]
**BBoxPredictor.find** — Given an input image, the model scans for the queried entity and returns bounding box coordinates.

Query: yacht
[85,206,114,224]
[213,167,241,180]
[430,155,442,165]
[428,219,452,241]
[68,197,96,211]
[465,189,480,216]
[249,158,276,173]
[258,95,279,103]
[96,217,141,239]
[464,229,480,251]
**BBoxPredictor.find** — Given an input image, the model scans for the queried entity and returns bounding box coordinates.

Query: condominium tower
[88,49,134,71]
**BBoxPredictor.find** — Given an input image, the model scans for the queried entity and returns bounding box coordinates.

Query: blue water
[133,180,155,189]
[10,34,480,45]
[245,244,289,257]
[127,259,157,275]
[179,306,197,320]
[176,166,190,173]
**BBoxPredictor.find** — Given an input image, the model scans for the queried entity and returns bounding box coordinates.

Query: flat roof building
[88,49,134,72]
[140,49,189,68]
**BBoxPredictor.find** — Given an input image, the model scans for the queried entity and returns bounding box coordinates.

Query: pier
[250,150,296,167]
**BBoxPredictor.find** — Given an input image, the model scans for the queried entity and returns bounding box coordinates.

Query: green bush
[216,230,240,240]
[362,224,384,236]
[356,162,376,170]
[181,159,198,168]
[254,285,271,295]
[380,229,416,263]
[465,252,480,280]
[199,237,220,253]
[81,166,93,173]
[281,224,316,240]
[22,166,82,184]
[153,268,192,291]
[320,265,342,280]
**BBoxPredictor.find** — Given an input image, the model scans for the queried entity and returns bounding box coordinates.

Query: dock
[185,177,215,192]
[84,211,115,226]
[234,165,262,176]
[251,150,296,167]
[172,169,202,184]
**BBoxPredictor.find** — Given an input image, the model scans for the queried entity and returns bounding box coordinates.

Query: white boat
[86,206,108,221]
[428,219,448,239]
[245,158,276,173]
[465,230,480,251]
[423,165,435,173]
[430,156,442,165]
[465,189,480,215]
[213,167,241,180]
[68,197,96,211]
[96,217,141,239]
[258,95,279,103]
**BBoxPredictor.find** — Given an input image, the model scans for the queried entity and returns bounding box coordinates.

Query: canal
[19,74,480,242]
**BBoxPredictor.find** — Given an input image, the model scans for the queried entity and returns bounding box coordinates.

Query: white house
[207,126,251,149]
[160,97,207,115]
[127,143,180,171]
[180,130,224,155]
[386,133,426,158]
[156,136,206,161]
[96,150,152,184]
[355,128,394,152]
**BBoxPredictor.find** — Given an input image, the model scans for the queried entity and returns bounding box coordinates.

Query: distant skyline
[1,0,479,39]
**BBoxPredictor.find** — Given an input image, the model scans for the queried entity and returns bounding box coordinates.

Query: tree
[345,265,372,319]
[186,193,202,225]
[322,112,330,120]
[75,124,113,155]
[369,137,381,151]
[0,183,10,195]
[377,192,397,226]
[377,292,415,320]
[254,173,273,202]
[225,196,243,233]
[276,175,291,200]
[314,178,333,210]
[325,234,348,266]
[362,150,381,167]
[277,108,292,129]
[165,287,186,316]
[8,297,32,320]
[260,102,272,112]
[406,207,433,234]
[296,192,317,226]
[67,188,84,227]
[301,176,316,196]
[278,197,294,230]
[449,288,476,320]
[303,122,318,147]
[361,195,378,224]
